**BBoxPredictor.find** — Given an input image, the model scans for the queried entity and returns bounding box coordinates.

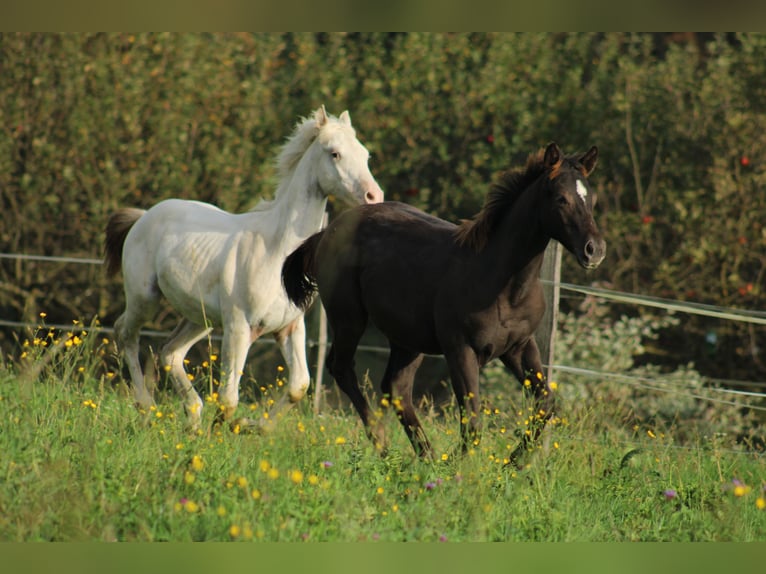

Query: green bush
[483,298,763,446]
[2,33,765,383]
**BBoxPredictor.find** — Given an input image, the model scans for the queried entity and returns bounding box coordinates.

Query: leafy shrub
[483,296,763,447]
[2,32,766,383]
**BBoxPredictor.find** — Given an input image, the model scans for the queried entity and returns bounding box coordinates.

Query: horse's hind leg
[325,304,381,450]
[380,346,430,458]
[159,319,212,430]
[114,298,159,412]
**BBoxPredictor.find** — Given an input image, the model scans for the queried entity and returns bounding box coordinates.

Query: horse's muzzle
[579,237,606,269]
[363,181,384,204]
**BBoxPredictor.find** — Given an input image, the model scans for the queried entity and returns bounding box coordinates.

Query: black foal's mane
[455,148,586,251]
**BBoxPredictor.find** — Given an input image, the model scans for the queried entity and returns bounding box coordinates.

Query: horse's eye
[556,195,569,206]
[331,151,341,161]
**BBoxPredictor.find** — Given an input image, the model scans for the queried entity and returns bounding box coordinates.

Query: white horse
[104,106,383,431]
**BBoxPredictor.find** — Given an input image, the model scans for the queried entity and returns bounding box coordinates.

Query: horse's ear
[579,145,598,175]
[315,105,329,127]
[338,110,352,126]
[543,142,562,167]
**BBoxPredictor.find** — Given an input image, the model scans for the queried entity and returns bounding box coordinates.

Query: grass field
[1,321,765,542]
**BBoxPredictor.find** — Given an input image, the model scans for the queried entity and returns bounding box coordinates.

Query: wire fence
[3,251,766,411]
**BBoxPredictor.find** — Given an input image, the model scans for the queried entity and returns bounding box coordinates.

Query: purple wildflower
[662,489,677,500]
[425,482,437,491]
[322,461,334,469]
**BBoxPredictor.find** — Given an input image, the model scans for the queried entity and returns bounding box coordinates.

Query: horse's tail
[282,230,325,311]
[104,208,145,276]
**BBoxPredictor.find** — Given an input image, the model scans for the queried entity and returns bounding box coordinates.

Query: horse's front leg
[500,337,556,466]
[444,345,482,453]
[214,317,253,430]
[260,318,311,430]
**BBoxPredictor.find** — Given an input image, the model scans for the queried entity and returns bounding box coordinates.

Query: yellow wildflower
[184,500,199,513]
[734,483,751,497]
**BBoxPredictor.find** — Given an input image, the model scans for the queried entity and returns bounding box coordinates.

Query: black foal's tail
[282,230,325,310]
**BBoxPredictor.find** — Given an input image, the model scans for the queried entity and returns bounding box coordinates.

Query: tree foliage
[2,33,765,380]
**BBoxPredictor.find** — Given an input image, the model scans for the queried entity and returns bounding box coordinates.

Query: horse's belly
[159,277,224,326]
[368,308,442,355]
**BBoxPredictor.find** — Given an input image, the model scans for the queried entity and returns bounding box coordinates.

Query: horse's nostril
[584,240,595,258]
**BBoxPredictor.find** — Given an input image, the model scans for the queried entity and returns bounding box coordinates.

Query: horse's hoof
[228,417,275,435]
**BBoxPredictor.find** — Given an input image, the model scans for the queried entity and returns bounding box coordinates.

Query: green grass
[1,324,764,542]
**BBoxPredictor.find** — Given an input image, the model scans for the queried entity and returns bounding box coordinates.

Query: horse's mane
[455,148,586,251]
[454,149,549,251]
[275,114,323,180]
[250,111,341,212]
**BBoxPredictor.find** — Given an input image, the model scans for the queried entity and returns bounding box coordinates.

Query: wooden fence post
[313,304,328,414]
[535,241,562,382]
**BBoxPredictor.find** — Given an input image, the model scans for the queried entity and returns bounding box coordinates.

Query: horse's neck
[264,161,328,242]
[471,192,550,296]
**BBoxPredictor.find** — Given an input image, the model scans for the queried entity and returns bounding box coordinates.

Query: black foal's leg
[444,345,482,453]
[500,337,556,467]
[325,307,386,452]
[380,345,429,458]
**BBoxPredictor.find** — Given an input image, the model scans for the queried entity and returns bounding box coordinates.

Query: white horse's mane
[249,111,344,212]
[276,114,321,179]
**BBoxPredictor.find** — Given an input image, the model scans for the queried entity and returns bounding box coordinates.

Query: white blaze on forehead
[576,180,588,204]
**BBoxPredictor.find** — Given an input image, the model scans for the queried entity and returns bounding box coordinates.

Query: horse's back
[139,198,232,230]
[318,201,455,272]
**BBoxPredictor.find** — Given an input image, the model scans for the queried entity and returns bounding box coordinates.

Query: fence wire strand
[2,251,766,410]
